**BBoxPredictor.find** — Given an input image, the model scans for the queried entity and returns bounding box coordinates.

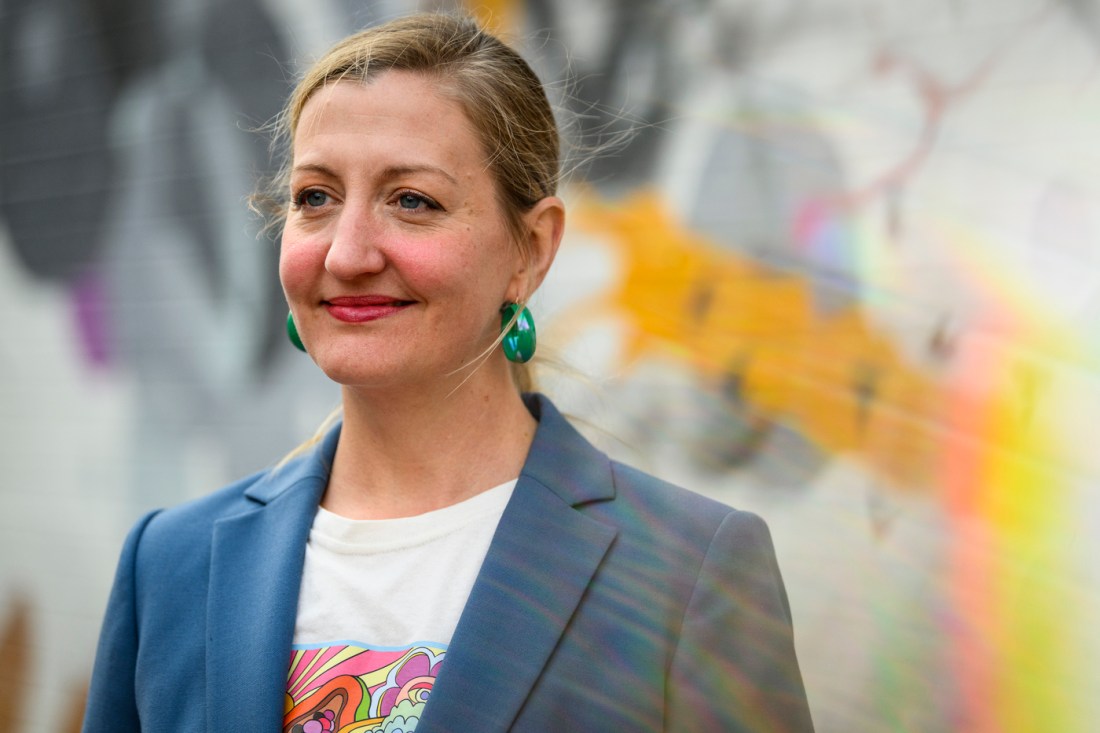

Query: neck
[323,366,536,520]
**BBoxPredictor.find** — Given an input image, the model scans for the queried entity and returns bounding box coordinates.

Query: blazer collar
[517,393,617,507]
[207,393,617,731]
[244,423,342,505]
[206,429,336,728]
[418,393,620,731]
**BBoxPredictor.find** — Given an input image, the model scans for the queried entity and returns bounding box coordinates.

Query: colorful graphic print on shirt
[284,642,444,733]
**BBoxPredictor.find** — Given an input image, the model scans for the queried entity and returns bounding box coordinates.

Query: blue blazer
[84,394,813,732]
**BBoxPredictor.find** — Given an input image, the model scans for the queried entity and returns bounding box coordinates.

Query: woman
[83,13,813,733]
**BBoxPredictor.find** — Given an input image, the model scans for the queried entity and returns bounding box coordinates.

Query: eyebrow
[382,164,458,185]
[290,162,458,185]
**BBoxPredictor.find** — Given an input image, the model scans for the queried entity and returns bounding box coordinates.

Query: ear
[510,196,566,301]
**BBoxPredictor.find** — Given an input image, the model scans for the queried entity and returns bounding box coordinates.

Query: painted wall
[2,0,1098,730]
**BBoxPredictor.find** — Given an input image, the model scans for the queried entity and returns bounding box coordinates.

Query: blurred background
[3,0,1099,730]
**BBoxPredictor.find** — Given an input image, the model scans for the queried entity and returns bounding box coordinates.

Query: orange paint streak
[464,0,519,36]
[571,190,944,492]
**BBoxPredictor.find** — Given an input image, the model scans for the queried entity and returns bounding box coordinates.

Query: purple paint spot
[71,268,112,369]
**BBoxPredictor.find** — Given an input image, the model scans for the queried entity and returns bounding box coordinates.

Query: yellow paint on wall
[464,0,519,36]
[571,190,946,492]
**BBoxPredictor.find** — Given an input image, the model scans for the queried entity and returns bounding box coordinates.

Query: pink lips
[323,295,413,323]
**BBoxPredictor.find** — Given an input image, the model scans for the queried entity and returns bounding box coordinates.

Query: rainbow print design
[284,643,445,733]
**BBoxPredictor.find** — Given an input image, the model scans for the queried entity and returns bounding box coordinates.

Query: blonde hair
[255,12,559,265]
[264,13,563,461]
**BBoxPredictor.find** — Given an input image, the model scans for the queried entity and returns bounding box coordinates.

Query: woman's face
[280,72,526,390]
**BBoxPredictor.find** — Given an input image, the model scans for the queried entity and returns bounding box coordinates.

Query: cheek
[403,247,510,307]
[278,235,322,299]
[392,248,453,291]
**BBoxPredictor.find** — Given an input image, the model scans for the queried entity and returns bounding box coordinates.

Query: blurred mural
[2,0,1099,731]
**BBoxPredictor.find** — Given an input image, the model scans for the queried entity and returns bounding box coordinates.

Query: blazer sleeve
[82,510,161,733]
[667,510,815,733]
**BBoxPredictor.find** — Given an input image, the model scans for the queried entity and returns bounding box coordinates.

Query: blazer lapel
[418,395,618,732]
[205,429,338,729]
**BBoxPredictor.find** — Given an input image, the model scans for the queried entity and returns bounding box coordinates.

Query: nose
[324,201,386,279]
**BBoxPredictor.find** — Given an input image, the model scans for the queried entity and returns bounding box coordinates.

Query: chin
[307,336,501,392]
[319,363,401,389]
[307,344,394,387]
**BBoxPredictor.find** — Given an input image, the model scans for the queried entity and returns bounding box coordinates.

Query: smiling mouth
[323,296,415,323]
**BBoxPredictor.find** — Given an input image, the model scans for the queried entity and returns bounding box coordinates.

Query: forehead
[292,72,485,169]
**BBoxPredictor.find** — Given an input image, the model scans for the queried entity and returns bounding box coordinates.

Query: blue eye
[296,190,328,207]
[394,191,442,212]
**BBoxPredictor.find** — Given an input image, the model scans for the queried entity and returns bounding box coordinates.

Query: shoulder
[108,470,272,595]
[609,460,744,523]
[525,393,769,555]
[605,459,765,545]
[575,458,778,599]
[131,427,338,556]
[136,468,269,547]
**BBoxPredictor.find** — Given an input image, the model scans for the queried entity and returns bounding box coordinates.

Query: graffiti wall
[2,0,1099,730]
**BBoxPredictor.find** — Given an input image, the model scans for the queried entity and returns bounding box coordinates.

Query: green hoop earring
[500,303,536,363]
[286,311,306,352]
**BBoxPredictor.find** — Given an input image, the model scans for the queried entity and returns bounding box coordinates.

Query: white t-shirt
[284,480,515,733]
